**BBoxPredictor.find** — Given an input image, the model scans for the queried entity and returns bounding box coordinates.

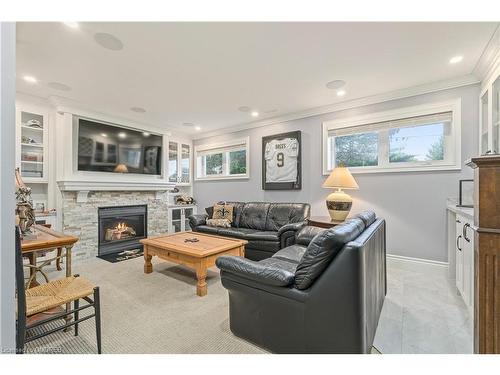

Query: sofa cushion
[246,240,280,253]
[206,218,231,228]
[217,227,257,239]
[295,226,327,246]
[239,203,271,230]
[265,203,311,231]
[225,202,246,227]
[195,225,221,235]
[205,206,214,218]
[294,217,366,290]
[245,231,279,242]
[272,244,307,264]
[356,210,376,228]
[205,201,245,226]
[260,257,299,274]
[212,203,234,223]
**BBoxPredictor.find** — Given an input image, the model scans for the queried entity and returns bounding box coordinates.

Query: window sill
[195,175,250,181]
[323,164,462,175]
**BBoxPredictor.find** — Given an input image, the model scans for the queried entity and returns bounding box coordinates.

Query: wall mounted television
[77,117,163,175]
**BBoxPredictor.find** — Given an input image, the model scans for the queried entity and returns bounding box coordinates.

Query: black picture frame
[458,179,474,208]
[262,131,302,190]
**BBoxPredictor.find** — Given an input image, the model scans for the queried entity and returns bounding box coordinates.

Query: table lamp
[114,163,129,173]
[322,164,359,222]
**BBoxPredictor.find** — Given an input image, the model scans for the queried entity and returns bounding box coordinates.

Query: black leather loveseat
[216,211,386,353]
[188,202,310,261]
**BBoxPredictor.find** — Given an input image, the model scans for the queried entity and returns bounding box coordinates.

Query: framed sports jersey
[262,131,301,190]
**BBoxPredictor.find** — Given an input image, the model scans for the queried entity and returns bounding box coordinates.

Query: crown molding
[473,24,500,83]
[194,74,479,140]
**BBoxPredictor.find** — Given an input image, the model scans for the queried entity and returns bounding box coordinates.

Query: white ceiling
[16,22,499,135]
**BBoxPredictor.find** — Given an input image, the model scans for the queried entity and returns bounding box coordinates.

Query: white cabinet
[455,213,475,313]
[168,205,197,233]
[168,140,192,185]
[15,105,49,183]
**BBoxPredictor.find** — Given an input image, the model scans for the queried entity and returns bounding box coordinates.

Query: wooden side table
[21,224,79,288]
[307,216,343,229]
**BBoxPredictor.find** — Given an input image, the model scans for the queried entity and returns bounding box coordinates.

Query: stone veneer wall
[62,191,169,261]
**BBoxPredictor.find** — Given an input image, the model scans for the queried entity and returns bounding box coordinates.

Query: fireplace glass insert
[98,205,147,256]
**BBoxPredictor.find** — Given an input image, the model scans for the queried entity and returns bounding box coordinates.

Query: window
[323,100,461,174]
[195,138,250,180]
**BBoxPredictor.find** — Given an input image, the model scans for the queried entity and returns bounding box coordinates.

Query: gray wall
[0,22,16,352]
[193,84,480,262]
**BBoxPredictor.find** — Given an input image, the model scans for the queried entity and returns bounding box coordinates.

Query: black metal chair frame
[15,227,102,354]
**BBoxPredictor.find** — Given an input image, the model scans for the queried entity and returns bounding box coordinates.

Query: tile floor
[373,258,473,354]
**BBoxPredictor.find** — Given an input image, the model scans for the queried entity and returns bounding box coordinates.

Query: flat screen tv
[77,117,163,175]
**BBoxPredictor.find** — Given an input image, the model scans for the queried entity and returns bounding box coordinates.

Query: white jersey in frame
[265,137,299,183]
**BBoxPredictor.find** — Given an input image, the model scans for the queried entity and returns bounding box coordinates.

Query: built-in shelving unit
[16,107,49,183]
[168,139,192,186]
[479,67,500,154]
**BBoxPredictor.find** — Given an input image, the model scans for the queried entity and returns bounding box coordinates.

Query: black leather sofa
[188,202,310,261]
[215,211,386,354]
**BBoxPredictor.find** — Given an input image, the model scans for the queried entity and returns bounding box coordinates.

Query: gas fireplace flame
[116,222,127,231]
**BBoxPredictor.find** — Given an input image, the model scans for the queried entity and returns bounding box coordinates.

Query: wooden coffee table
[140,232,247,297]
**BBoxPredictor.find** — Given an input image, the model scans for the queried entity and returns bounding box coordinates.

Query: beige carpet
[25,256,266,354]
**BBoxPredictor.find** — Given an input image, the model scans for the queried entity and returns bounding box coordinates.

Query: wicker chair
[15,227,102,354]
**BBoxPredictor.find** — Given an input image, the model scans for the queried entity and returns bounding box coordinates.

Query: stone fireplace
[98,204,147,256]
[60,190,169,261]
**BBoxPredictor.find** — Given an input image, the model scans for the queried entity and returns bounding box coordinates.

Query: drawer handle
[456,235,462,251]
[463,223,471,243]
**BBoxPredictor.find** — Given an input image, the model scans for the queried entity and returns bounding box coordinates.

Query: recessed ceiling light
[94,32,124,51]
[143,132,150,137]
[449,55,463,64]
[326,80,346,90]
[130,107,146,113]
[63,22,79,29]
[251,111,259,117]
[194,126,201,131]
[182,123,194,127]
[101,133,107,137]
[238,106,251,112]
[23,75,37,84]
[47,82,72,91]
[337,89,346,97]
[118,132,126,138]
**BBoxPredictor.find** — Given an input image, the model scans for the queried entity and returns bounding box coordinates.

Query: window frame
[194,137,250,180]
[322,99,462,175]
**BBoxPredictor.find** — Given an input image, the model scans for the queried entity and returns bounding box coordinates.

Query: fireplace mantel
[57,180,175,203]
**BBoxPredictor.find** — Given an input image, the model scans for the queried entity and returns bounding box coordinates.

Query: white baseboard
[386,253,449,268]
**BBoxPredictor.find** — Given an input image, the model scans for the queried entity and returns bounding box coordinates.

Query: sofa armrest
[216,256,295,287]
[277,222,306,248]
[188,214,208,230]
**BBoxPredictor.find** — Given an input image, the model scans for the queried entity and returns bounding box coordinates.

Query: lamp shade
[114,163,129,173]
[322,166,359,189]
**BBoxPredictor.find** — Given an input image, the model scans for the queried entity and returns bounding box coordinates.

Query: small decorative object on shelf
[175,195,195,205]
[322,162,359,222]
[15,167,36,238]
[26,119,42,128]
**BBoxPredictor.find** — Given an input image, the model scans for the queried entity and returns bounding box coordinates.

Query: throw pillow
[206,218,231,228]
[212,204,234,223]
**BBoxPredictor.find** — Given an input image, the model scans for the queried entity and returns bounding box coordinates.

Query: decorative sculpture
[15,168,35,236]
